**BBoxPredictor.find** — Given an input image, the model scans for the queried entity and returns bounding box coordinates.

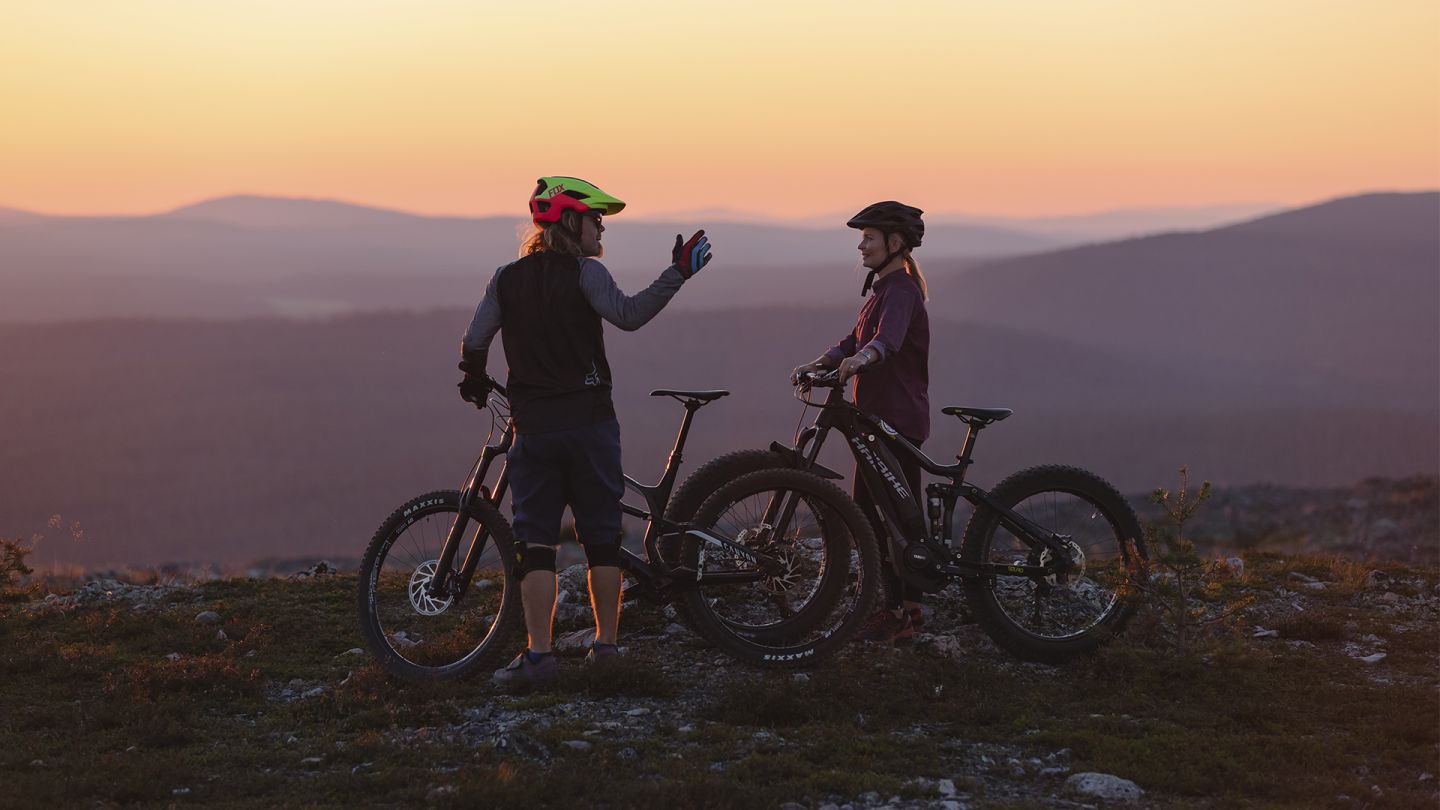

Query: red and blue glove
[672,230,713,279]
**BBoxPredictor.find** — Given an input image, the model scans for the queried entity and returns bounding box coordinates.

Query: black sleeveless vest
[496,251,615,432]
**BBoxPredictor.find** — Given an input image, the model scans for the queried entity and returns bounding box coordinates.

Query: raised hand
[672,230,713,279]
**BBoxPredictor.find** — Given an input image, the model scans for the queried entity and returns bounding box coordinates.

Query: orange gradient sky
[2,0,1437,219]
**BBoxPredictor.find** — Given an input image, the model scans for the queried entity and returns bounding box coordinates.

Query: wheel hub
[408,560,454,616]
[735,525,803,595]
[1038,537,1087,588]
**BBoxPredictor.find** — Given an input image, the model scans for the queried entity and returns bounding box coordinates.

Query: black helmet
[846,201,925,249]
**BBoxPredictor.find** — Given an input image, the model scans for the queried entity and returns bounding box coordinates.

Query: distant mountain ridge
[0,195,1063,322]
[161,195,433,230]
[936,201,1283,241]
[932,191,1439,410]
[2,190,1432,324]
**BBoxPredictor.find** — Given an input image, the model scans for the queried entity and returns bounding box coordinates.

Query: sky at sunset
[2,0,1437,219]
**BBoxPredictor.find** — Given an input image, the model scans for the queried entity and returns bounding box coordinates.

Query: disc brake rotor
[734,525,804,595]
[1038,538,1087,588]
[407,560,454,616]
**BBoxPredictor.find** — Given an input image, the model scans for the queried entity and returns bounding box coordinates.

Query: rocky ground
[3,555,1438,808]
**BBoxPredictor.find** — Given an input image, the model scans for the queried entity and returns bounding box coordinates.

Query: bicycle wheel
[662,449,854,569]
[665,449,786,529]
[679,468,880,667]
[356,490,524,681]
[959,465,1146,664]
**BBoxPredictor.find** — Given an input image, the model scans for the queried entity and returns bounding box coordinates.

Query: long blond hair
[519,210,586,257]
[903,252,929,300]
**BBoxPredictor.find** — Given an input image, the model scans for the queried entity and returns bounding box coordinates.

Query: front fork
[425,446,510,601]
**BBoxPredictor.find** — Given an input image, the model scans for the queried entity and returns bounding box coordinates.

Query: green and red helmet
[529,176,626,225]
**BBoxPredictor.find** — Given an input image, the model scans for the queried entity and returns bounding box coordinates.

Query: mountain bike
[663,370,1147,664]
[355,375,881,681]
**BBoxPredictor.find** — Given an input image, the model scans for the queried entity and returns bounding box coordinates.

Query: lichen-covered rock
[1066,772,1144,801]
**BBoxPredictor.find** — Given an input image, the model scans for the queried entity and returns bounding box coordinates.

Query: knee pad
[583,542,621,568]
[513,544,557,579]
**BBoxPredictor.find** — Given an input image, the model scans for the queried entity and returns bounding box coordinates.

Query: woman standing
[791,201,929,643]
[459,176,714,687]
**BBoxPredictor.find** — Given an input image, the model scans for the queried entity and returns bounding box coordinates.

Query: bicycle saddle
[649,389,730,403]
[942,406,1013,424]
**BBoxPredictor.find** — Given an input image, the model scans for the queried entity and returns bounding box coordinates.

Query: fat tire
[356,490,525,681]
[662,449,788,558]
[959,465,1146,664]
[680,468,880,668]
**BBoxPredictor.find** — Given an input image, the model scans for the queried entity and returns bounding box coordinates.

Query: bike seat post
[957,420,984,469]
[662,400,701,489]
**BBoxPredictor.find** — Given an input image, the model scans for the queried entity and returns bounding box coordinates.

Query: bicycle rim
[976,487,1136,641]
[683,469,879,664]
[359,493,518,679]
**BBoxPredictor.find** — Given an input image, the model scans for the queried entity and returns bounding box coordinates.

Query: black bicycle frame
[426,387,780,603]
[779,381,1081,588]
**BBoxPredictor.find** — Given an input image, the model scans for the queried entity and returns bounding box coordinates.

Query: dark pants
[853,433,925,609]
[508,419,624,549]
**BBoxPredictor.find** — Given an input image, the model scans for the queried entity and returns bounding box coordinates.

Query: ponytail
[904,253,929,300]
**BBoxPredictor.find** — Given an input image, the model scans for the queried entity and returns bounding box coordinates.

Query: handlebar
[483,373,508,398]
[796,369,843,389]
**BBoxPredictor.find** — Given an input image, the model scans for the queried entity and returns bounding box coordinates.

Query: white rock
[1066,772,1144,802]
[195,610,221,624]
[165,652,182,661]
[1253,628,1280,638]
[938,778,957,796]
[1364,570,1392,590]
[339,647,365,657]
[1358,653,1387,664]
[625,707,651,717]
[555,628,597,652]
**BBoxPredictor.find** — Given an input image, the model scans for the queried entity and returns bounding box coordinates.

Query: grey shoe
[584,643,622,665]
[492,650,559,688]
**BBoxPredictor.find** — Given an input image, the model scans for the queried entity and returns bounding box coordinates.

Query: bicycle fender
[768,441,844,480]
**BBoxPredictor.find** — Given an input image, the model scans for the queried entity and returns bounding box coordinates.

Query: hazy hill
[2,190,1435,569]
[162,195,433,230]
[931,191,1440,409]
[1,306,1434,571]
[938,201,1282,242]
[0,196,1059,322]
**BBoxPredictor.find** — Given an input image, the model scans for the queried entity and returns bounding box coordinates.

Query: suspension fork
[754,425,832,543]
[426,434,512,600]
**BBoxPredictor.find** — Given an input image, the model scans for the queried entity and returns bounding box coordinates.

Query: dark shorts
[508,418,624,548]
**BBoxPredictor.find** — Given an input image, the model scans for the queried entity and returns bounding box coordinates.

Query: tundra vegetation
[1,498,1437,808]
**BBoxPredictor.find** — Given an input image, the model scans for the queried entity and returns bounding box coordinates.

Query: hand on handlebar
[458,375,491,409]
[836,354,869,383]
[790,361,824,386]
